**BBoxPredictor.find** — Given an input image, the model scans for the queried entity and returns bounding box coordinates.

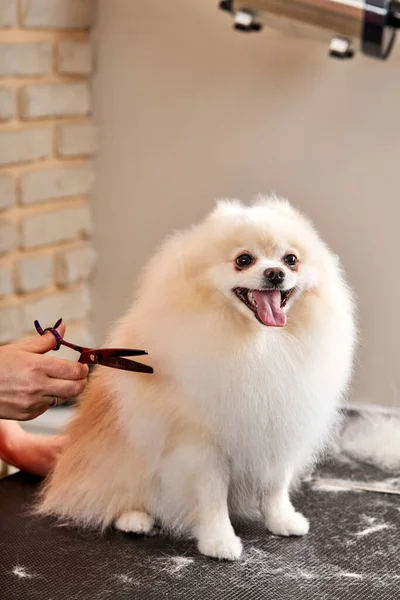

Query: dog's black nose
[264,268,285,286]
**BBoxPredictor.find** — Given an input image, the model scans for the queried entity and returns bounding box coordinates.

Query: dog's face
[200,199,323,328]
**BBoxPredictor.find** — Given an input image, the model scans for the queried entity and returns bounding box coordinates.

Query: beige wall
[92,0,400,406]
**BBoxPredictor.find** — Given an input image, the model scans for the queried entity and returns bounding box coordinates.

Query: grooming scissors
[34,319,154,374]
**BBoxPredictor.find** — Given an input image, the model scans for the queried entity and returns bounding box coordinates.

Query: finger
[40,355,89,380]
[20,321,67,354]
[18,405,51,422]
[42,377,87,399]
[19,395,69,418]
[44,395,69,408]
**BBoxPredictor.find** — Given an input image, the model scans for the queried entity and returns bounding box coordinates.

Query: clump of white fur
[340,411,400,472]
[38,196,356,560]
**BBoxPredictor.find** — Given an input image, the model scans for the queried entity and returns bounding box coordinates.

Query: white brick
[0,43,52,76]
[16,254,52,292]
[0,175,15,209]
[0,306,21,344]
[21,286,90,333]
[21,0,94,29]
[0,265,13,296]
[57,122,98,157]
[21,165,94,204]
[0,87,15,121]
[0,218,18,254]
[0,0,16,28]
[21,204,92,248]
[21,82,91,119]
[57,41,93,75]
[0,128,52,167]
[55,243,95,286]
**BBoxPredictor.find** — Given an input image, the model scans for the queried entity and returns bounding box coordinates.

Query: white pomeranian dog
[39,196,356,560]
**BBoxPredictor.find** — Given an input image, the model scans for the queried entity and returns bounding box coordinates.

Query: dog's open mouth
[233,288,295,327]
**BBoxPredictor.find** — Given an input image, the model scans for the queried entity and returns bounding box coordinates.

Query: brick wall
[0,0,97,354]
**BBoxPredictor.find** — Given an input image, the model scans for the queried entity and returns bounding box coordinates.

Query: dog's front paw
[114,510,155,534]
[265,511,309,537]
[198,534,243,560]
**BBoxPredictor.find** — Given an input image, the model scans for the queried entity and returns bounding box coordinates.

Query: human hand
[0,322,88,421]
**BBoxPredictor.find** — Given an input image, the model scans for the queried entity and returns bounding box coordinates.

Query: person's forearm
[0,419,66,476]
[0,420,25,468]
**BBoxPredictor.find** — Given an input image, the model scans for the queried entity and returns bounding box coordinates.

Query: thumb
[20,321,67,354]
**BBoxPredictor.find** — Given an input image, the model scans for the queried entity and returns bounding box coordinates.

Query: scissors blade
[103,349,148,357]
[98,355,154,374]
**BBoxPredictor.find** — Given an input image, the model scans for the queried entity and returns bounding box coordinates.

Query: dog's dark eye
[236,253,254,269]
[284,254,298,268]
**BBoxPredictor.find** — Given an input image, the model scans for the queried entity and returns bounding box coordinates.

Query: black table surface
[0,456,399,600]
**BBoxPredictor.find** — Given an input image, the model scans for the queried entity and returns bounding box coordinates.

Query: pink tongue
[252,290,286,327]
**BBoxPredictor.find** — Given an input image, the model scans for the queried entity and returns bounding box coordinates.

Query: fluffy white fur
[340,411,400,472]
[38,197,356,560]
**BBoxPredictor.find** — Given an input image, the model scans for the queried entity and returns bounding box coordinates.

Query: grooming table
[1,454,399,599]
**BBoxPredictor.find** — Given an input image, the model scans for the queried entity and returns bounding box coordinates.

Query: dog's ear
[211,198,244,217]
[253,194,307,221]
[252,193,280,207]
[253,193,291,212]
